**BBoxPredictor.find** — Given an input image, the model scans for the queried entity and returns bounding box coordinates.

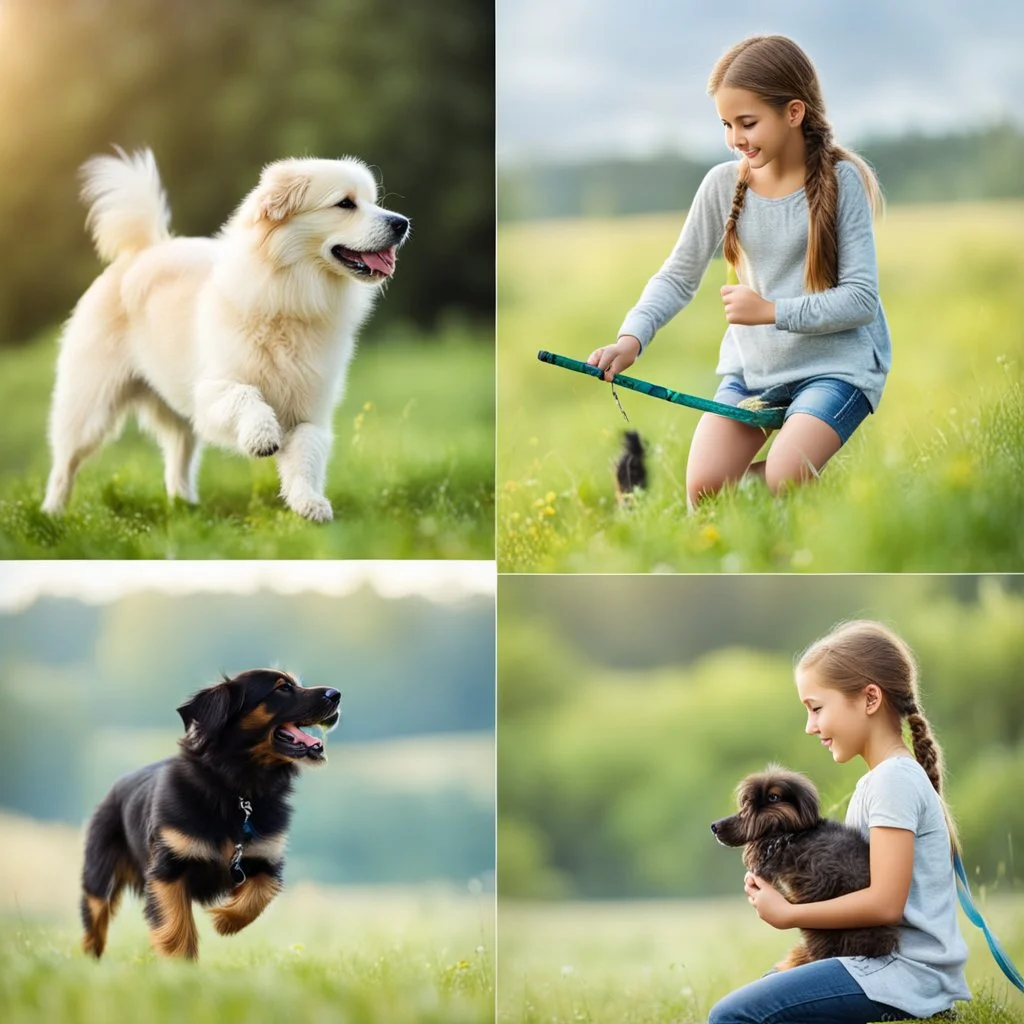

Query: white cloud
[497,0,1024,163]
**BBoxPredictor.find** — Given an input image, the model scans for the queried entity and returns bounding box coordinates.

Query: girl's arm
[772,162,881,336]
[747,826,914,930]
[617,163,734,353]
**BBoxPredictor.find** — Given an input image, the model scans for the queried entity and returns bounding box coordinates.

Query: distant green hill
[498,125,1024,221]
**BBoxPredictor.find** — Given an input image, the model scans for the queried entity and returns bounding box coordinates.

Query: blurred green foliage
[0,586,495,885]
[0,0,493,343]
[498,126,1024,221]
[498,575,1024,899]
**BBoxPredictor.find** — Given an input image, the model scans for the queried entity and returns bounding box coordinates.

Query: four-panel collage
[0,1,1021,1023]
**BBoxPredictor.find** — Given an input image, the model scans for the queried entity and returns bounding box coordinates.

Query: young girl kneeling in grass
[588,36,889,507]
[709,621,969,1023]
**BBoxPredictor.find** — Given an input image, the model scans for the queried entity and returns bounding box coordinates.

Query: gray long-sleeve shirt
[618,159,892,410]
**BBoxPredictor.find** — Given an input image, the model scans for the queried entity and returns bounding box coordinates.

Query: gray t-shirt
[840,756,971,1016]
[618,159,892,410]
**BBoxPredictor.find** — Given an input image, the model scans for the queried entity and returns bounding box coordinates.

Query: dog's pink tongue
[281,723,319,747]
[361,247,397,276]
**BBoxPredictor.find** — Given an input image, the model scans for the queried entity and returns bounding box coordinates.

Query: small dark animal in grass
[80,669,340,960]
[615,430,648,503]
[710,767,899,969]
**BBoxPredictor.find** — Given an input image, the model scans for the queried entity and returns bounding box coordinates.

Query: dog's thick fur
[80,670,340,960]
[711,767,899,969]
[44,148,409,521]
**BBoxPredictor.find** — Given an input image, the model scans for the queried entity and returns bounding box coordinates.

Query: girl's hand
[721,285,775,326]
[744,872,796,929]
[587,336,641,382]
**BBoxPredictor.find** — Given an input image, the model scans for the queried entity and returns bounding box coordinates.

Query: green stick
[537,351,786,430]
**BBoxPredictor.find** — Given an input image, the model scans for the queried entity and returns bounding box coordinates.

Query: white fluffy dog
[42,148,409,522]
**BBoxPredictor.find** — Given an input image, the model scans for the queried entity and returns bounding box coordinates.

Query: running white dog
[43,148,409,522]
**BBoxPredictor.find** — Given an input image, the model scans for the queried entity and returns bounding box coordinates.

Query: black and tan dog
[710,767,899,969]
[80,669,340,960]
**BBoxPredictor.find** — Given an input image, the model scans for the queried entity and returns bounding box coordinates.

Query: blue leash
[953,848,1024,993]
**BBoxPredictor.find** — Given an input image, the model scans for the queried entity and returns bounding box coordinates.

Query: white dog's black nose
[388,215,410,243]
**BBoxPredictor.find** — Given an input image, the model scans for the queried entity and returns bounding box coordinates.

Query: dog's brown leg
[209,873,282,936]
[776,942,814,971]
[145,878,199,959]
[81,860,137,959]
[81,891,119,958]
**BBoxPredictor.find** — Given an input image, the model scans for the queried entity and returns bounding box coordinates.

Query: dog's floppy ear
[254,163,310,222]
[177,678,245,750]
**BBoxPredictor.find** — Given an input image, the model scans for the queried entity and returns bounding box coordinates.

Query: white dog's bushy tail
[80,147,171,263]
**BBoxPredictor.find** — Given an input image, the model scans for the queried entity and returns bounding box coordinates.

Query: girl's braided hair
[708,36,883,291]
[798,620,958,850]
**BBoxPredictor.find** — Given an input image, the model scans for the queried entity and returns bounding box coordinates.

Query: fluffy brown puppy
[710,766,899,969]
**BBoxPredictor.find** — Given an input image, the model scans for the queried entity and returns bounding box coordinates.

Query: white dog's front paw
[238,413,282,458]
[287,492,334,523]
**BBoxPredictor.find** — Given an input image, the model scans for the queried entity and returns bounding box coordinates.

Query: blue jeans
[714,375,872,445]
[707,959,913,1024]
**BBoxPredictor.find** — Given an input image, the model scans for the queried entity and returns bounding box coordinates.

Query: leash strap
[953,848,1024,993]
[537,350,785,430]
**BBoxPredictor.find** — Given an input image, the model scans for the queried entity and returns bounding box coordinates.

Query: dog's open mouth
[331,245,397,279]
[273,710,340,762]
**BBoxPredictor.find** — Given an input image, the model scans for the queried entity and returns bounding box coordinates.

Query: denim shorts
[714,375,872,445]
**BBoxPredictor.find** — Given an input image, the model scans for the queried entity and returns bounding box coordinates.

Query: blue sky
[497,0,1023,164]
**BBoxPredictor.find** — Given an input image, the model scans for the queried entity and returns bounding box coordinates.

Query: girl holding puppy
[588,36,889,506]
[709,621,969,1023]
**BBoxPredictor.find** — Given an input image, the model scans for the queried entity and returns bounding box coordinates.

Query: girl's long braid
[722,159,751,275]
[801,117,840,292]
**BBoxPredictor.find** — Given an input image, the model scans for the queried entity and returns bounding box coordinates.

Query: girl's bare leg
[763,413,843,493]
[686,413,770,509]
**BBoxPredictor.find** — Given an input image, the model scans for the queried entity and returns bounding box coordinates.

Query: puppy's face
[178,669,341,767]
[710,768,820,847]
[247,157,409,284]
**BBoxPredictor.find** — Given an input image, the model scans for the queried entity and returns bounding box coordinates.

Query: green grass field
[498,898,1024,1024]
[0,814,494,1024]
[1,899,494,1024]
[497,203,1024,572]
[0,326,493,559]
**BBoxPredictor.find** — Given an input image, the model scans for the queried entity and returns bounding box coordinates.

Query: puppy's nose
[324,688,340,701]
[710,821,720,835]
[389,214,410,242]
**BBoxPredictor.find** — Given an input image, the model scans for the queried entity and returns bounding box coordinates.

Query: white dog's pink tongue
[281,723,319,747]
[361,247,397,276]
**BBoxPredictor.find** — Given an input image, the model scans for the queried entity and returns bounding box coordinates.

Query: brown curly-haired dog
[710,767,899,969]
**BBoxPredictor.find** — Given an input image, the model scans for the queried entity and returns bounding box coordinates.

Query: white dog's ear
[255,164,311,222]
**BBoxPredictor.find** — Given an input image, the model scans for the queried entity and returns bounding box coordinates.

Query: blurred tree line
[498,575,1024,900]
[0,587,495,885]
[0,0,493,344]
[498,125,1024,221]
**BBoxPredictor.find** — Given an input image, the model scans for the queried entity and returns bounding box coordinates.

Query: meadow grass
[0,813,494,1023]
[497,202,1024,572]
[0,895,494,1024]
[0,326,494,559]
[498,898,1024,1024]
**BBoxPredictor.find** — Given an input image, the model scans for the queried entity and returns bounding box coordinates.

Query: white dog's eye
[336,197,356,210]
